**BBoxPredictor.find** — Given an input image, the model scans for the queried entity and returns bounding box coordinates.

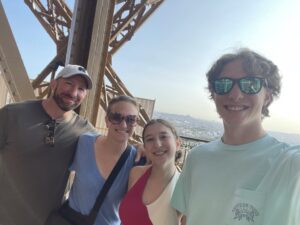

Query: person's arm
[171,151,192,219]
[287,150,300,224]
[178,213,186,225]
[127,169,136,190]
[134,143,148,164]
[62,171,75,201]
[127,166,149,190]
[0,106,8,150]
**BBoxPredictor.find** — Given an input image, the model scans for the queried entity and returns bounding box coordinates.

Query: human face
[51,75,87,111]
[143,123,179,166]
[212,59,271,130]
[105,101,139,142]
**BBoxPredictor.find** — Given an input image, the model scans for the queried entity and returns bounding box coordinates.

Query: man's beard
[52,89,81,112]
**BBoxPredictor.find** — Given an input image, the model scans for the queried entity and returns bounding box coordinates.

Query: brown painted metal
[74,0,115,124]
[110,0,164,55]
[2,0,164,140]
[24,0,164,101]
[0,1,35,101]
[24,0,71,49]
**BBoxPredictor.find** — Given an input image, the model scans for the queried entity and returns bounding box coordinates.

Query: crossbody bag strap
[87,145,131,224]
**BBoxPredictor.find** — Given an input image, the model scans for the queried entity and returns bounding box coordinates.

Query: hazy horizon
[154,111,300,145]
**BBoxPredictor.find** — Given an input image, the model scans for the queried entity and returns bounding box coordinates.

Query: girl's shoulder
[128,165,151,189]
[131,165,151,175]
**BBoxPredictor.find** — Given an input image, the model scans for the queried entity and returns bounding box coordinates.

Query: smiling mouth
[225,105,248,111]
[153,150,167,156]
[115,128,129,134]
[64,98,75,104]
[62,96,77,104]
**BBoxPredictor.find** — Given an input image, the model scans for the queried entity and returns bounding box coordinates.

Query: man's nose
[228,83,244,101]
[68,86,79,97]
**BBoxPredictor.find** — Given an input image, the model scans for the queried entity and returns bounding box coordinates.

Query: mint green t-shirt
[171,135,300,225]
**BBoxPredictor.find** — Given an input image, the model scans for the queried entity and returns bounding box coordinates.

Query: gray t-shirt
[0,100,96,225]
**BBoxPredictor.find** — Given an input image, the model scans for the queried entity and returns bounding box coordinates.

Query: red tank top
[119,167,153,225]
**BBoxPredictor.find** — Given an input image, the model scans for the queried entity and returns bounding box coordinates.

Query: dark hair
[142,119,182,163]
[206,48,281,117]
[107,95,139,114]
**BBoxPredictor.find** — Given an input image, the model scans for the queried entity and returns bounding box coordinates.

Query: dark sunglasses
[108,112,139,126]
[44,119,56,147]
[213,76,267,95]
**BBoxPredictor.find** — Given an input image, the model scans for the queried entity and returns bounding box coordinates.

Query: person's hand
[134,143,149,165]
[177,212,186,225]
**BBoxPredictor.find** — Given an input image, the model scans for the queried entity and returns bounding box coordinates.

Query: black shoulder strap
[87,145,131,224]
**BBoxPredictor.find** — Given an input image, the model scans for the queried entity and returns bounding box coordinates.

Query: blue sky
[2,0,300,134]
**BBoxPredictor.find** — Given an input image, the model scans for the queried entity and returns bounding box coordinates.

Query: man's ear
[264,90,273,108]
[176,138,181,149]
[212,93,216,101]
[50,79,57,90]
[105,115,109,128]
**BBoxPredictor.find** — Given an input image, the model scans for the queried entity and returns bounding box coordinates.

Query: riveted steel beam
[0,1,35,102]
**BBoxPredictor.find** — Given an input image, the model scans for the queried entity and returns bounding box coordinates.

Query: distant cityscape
[153,112,300,146]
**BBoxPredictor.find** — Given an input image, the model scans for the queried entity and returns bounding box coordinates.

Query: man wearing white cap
[0,64,96,225]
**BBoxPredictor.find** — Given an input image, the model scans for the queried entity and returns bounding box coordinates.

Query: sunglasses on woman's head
[213,76,267,95]
[108,112,139,126]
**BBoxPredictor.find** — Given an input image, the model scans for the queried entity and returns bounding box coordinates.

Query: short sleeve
[288,147,300,224]
[171,151,192,215]
[69,132,99,171]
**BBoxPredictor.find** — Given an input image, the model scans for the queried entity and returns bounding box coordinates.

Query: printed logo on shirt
[232,202,259,223]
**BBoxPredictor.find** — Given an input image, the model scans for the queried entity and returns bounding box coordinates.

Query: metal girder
[0,1,35,102]
[23,0,71,100]
[110,0,164,54]
[31,45,66,89]
[16,0,163,140]
[24,0,71,50]
[68,0,115,124]
[104,62,150,126]
[65,0,98,66]
[24,0,164,100]
[67,0,163,126]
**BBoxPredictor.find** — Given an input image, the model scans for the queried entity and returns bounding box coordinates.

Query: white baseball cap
[55,64,93,89]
